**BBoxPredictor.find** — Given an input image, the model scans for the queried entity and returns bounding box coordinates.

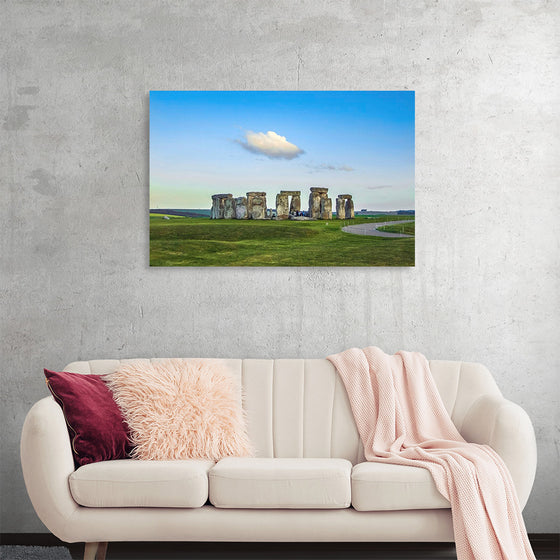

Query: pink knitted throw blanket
[327,347,535,560]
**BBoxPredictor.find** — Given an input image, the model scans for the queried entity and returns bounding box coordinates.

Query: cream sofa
[21,358,537,560]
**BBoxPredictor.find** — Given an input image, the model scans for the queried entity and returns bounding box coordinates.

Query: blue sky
[150,91,414,211]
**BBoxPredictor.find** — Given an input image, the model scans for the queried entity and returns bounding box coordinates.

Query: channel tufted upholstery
[63,358,502,464]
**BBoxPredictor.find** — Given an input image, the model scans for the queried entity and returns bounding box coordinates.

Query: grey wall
[1,0,558,534]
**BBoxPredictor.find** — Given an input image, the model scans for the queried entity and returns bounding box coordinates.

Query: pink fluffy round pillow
[104,359,252,461]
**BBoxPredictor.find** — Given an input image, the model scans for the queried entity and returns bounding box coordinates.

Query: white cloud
[306,163,354,173]
[236,130,304,160]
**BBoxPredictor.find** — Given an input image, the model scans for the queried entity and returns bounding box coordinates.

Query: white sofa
[21,358,537,560]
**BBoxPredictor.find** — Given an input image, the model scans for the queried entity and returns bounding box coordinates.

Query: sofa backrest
[63,358,502,464]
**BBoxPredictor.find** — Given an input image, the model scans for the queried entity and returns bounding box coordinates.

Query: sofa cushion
[44,369,132,467]
[351,462,450,511]
[209,457,352,509]
[69,459,214,508]
[104,359,252,461]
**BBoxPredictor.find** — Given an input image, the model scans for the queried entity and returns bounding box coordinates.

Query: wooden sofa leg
[97,542,108,560]
[84,542,98,560]
[84,542,108,560]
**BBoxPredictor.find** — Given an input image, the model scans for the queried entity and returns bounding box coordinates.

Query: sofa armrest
[460,395,537,509]
[21,397,79,540]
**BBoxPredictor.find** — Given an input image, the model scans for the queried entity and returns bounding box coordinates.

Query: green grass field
[377,222,415,236]
[150,215,415,267]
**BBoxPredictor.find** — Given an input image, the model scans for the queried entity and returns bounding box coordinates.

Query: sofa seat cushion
[351,462,450,511]
[209,458,352,509]
[69,459,214,508]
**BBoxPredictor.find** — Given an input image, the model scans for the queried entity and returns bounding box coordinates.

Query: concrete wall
[1,0,558,533]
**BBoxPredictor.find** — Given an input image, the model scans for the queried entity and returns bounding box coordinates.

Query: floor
[2,537,558,560]
[59,539,557,560]
[65,542,456,560]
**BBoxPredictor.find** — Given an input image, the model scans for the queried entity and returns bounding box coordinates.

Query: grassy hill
[149,215,414,267]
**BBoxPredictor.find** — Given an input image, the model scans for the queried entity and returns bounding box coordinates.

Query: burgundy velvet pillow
[44,369,132,467]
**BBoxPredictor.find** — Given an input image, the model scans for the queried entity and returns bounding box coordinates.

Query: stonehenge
[336,194,354,219]
[247,192,267,220]
[335,197,344,219]
[210,194,232,219]
[345,198,354,219]
[235,196,247,219]
[275,190,301,220]
[289,193,301,214]
[223,196,236,219]
[275,193,289,220]
[211,192,267,220]
[321,197,332,220]
[308,187,332,220]
[210,188,351,221]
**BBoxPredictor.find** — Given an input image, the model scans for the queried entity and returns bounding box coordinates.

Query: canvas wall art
[149,91,415,266]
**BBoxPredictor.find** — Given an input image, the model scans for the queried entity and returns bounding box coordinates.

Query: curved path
[342,220,414,238]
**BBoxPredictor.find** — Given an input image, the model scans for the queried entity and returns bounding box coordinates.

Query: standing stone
[320,197,332,220]
[309,187,331,219]
[276,192,289,220]
[235,196,247,219]
[276,191,301,219]
[308,190,321,219]
[289,193,301,214]
[344,197,354,219]
[251,196,266,219]
[211,194,232,219]
[308,187,327,219]
[336,197,346,219]
[210,195,220,219]
[223,196,236,219]
[336,195,354,219]
[247,192,267,219]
